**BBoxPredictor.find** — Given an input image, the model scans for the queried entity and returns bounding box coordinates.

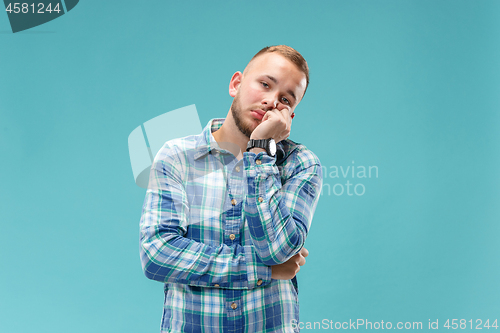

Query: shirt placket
[224,289,244,333]
[221,156,244,245]
[221,156,245,333]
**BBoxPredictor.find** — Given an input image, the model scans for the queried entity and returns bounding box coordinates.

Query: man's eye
[261,82,269,88]
[281,97,290,105]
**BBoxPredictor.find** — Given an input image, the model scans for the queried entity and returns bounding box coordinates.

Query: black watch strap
[246,139,268,152]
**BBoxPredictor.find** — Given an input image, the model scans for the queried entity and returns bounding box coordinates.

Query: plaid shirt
[140,118,322,333]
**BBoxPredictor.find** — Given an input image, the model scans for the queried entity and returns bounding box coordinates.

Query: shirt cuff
[243,151,279,178]
[244,245,272,288]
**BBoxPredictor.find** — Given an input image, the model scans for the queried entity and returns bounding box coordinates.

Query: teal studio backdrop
[1,1,499,332]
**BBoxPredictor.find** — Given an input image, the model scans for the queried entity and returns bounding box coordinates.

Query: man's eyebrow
[266,75,278,84]
[265,75,297,102]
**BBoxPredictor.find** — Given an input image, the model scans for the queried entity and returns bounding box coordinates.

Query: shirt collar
[194,118,225,160]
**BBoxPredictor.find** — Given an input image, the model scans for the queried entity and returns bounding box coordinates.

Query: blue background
[1,1,499,332]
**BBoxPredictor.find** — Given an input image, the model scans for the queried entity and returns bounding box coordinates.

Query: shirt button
[235,166,240,172]
[231,302,238,310]
[256,160,262,165]
[257,279,263,286]
[231,199,237,206]
[229,234,236,240]
[258,197,264,203]
[214,284,220,287]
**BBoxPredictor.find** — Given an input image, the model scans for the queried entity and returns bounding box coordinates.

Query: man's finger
[300,247,309,258]
[277,106,293,119]
[277,108,292,133]
[272,108,288,120]
[262,111,271,122]
[298,254,306,266]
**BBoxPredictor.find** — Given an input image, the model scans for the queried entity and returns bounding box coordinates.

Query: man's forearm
[243,150,322,265]
[140,224,272,289]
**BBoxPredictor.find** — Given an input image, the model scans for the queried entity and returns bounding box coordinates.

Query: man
[140,45,322,332]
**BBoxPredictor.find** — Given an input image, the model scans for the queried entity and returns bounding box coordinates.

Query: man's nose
[262,93,279,110]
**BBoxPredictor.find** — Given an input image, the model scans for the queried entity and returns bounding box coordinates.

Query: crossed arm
[139,144,322,289]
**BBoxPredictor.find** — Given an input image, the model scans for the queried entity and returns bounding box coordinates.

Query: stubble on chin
[230,97,254,139]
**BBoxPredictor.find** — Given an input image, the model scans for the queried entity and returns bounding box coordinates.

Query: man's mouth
[251,109,265,120]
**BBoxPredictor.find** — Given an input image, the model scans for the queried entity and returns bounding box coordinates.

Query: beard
[230,94,254,138]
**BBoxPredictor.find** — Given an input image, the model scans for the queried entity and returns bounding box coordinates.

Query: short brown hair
[250,45,310,97]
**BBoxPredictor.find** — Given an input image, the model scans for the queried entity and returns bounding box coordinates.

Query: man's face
[229,52,307,138]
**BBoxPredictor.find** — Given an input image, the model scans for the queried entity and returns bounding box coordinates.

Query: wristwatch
[246,138,277,157]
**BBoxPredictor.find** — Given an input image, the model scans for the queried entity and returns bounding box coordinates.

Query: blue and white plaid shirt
[140,118,322,333]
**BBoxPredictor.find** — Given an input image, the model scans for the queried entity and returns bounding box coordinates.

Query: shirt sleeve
[139,146,271,290]
[243,147,323,266]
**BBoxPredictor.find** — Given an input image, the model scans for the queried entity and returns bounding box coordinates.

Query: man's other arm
[243,147,322,266]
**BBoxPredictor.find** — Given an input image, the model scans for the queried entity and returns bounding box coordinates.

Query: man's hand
[271,247,309,280]
[250,107,293,142]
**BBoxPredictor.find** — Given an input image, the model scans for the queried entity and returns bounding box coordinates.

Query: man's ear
[229,71,242,98]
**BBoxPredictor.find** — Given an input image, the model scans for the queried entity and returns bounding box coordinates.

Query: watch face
[269,139,277,156]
